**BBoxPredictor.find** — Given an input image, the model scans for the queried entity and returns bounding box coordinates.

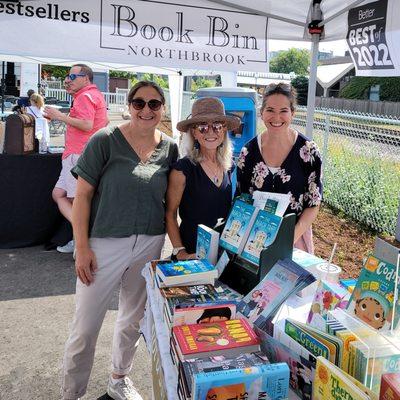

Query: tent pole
[305,33,319,139]
[1,61,5,115]
[168,72,184,141]
[219,71,237,88]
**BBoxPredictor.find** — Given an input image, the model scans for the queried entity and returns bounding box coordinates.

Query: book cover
[347,254,400,331]
[240,210,282,265]
[252,190,291,217]
[380,373,400,399]
[340,278,358,294]
[219,199,258,254]
[156,259,217,286]
[192,363,289,400]
[172,303,236,327]
[237,258,315,328]
[257,328,315,398]
[196,224,220,265]
[313,357,375,400]
[160,284,219,300]
[307,279,350,332]
[172,319,260,361]
[180,352,269,396]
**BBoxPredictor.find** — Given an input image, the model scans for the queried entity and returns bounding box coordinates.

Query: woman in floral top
[236,83,322,253]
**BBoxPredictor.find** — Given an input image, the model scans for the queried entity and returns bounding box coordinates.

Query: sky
[269,39,348,56]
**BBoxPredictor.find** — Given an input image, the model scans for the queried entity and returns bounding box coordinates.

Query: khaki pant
[61,234,165,400]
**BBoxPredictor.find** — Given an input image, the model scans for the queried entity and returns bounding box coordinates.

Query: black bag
[4,113,36,155]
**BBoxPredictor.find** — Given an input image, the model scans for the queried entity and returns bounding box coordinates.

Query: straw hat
[177,97,241,132]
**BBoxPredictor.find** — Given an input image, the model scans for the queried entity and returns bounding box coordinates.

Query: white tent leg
[305,34,320,139]
[168,74,184,141]
[219,71,237,88]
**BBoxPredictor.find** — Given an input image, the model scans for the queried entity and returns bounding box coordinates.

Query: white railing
[44,88,127,112]
[44,80,63,89]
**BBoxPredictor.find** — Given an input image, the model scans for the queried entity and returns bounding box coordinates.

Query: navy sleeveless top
[172,157,233,253]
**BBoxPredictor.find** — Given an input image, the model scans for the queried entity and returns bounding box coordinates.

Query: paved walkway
[0,238,172,400]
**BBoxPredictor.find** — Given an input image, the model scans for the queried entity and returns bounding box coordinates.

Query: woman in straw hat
[166,97,240,260]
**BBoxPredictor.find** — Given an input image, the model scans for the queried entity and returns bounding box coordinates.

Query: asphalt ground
[0,239,173,400]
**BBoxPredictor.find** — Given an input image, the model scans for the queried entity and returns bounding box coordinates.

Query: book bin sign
[347,0,400,76]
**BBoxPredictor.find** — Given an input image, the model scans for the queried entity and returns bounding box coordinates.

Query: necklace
[203,160,221,185]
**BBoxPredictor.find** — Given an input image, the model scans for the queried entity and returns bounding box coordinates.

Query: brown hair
[29,92,44,108]
[261,82,297,112]
[127,81,165,105]
[72,63,93,83]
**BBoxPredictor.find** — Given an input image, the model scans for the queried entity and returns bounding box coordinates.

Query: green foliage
[291,75,309,106]
[269,48,310,75]
[319,136,400,235]
[191,77,217,92]
[132,73,169,89]
[109,70,138,79]
[340,77,400,101]
[42,65,69,79]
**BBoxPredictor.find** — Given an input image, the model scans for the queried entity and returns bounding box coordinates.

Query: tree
[269,48,310,75]
[291,75,309,106]
[41,65,69,79]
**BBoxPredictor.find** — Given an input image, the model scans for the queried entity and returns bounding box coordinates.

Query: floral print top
[236,132,322,220]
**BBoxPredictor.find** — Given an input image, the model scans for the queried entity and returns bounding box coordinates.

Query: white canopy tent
[1,0,399,137]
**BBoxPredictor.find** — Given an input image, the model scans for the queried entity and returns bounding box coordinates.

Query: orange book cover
[172,318,260,361]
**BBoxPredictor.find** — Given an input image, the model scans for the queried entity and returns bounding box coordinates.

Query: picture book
[236,258,316,330]
[313,357,377,400]
[192,362,289,400]
[180,352,269,397]
[156,259,217,287]
[172,319,260,361]
[172,303,237,327]
[240,210,282,265]
[160,284,219,299]
[347,254,400,331]
[196,224,219,265]
[285,318,344,366]
[307,279,350,332]
[252,190,291,217]
[219,199,258,254]
[380,373,400,399]
[257,329,315,398]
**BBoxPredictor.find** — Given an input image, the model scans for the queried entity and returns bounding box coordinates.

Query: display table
[0,152,63,248]
[142,265,301,400]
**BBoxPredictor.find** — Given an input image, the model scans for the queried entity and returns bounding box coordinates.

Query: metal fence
[290,107,400,235]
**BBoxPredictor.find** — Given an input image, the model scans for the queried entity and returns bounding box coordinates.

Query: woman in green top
[61,81,179,400]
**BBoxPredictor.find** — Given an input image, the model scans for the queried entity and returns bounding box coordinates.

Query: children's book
[380,373,400,399]
[313,356,377,400]
[236,258,316,330]
[172,319,260,361]
[219,199,259,254]
[192,363,289,400]
[180,352,269,397]
[307,279,350,332]
[160,284,219,299]
[172,303,236,327]
[240,210,282,265]
[340,278,358,293]
[196,224,219,265]
[257,328,315,398]
[347,254,400,331]
[155,259,217,287]
[252,190,291,217]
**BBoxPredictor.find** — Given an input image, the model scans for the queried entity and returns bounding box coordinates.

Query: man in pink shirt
[44,64,108,253]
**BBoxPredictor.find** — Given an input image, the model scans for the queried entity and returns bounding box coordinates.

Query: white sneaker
[107,377,143,400]
[57,240,75,254]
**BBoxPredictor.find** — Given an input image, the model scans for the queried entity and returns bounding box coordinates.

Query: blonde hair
[180,128,233,172]
[29,93,44,108]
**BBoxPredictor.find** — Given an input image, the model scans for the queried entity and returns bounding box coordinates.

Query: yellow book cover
[313,357,373,400]
[335,330,357,373]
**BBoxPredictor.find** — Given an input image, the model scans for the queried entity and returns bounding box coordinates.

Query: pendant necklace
[204,161,220,185]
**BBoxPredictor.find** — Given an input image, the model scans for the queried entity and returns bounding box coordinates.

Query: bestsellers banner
[347,0,400,76]
[0,0,268,72]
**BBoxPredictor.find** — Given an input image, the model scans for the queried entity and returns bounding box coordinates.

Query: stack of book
[149,257,291,399]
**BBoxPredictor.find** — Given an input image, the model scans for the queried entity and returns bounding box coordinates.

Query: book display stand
[219,213,296,295]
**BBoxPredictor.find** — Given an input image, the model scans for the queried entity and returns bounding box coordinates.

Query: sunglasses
[130,98,163,111]
[65,73,86,81]
[194,122,226,134]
